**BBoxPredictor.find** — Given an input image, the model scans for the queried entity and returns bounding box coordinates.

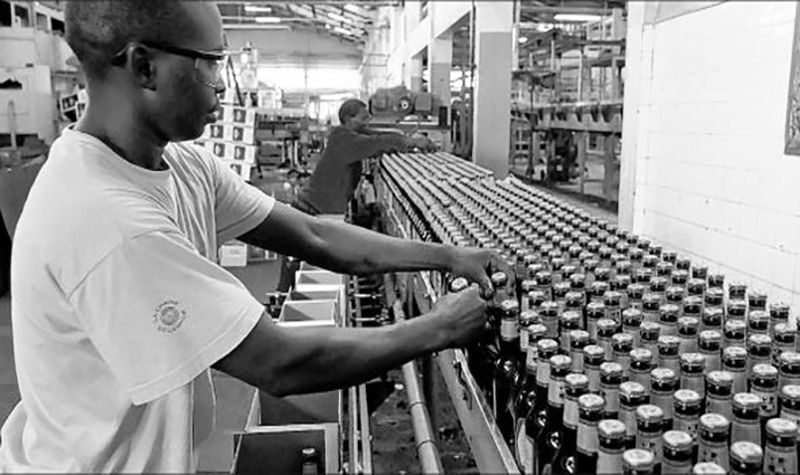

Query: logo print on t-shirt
[153,300,186,333]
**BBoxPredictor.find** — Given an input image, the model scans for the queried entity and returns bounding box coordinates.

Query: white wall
[621,2,800,306]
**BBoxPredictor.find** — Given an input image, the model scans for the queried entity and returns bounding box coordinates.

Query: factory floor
[0,166,618,473]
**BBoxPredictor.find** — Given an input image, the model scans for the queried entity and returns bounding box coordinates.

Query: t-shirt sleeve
[210,154,276,243]
[69,230,266,405]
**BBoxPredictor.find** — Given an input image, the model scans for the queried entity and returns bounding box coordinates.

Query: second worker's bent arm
[239,201,457,276]
[213,310,450,397]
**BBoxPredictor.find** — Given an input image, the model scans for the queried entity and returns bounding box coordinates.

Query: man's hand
[448,246,514,300]
[431,285,488,348]
[407,136,437,152]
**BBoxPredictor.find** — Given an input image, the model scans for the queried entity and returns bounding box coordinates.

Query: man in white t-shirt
[0,1,510,473]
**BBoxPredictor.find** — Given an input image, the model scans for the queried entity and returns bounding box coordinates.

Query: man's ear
[128,44,157,91]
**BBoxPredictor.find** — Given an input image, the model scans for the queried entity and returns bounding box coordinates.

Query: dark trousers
[0,213,10,297]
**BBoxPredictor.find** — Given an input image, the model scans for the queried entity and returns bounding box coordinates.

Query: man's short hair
[338,99,367,125]
[65,0,189,79]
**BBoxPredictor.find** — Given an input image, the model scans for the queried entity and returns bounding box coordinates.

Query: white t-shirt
[0,127,274,473]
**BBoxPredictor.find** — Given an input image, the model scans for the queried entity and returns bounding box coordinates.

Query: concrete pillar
[472,1,513,178]
[429,33,453,116]
[409,54,424,92]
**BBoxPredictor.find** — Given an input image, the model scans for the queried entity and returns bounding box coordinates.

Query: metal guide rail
[375,152,520,474]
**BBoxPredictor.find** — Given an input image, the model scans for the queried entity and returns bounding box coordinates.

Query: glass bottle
[769,302,790,337]
[590,281,610,305]
[749,310,770,338]
[763,418,799,475]
[526,289,549,314]
[727,300,748,324]
[623,449,656,475]
[666,286,686,315]
[684,295,704,322]
[730,441,763,475]
[747,335,773,384]
[535,270,554,302]
[569,330,590,373]
[300,447,320,475]
[584,344,606,393]
[778,384,800,440]
[586,302,607,340]
[527,338,560,472]
[706,371,735,421]
[687,278,707,300]
[732,392,763,447]
[559,312,581,352]
[540,301,560,340]
[723,346,749,394]
[748,290,768,315]
[659,303,681,337]
[554,282,572,316]
[673,389,703,446]
[698,413,731,471]
[565,291,586,327]
[635,404,665,469]
[772,324,795,368]
[630,348,655,396]
[662,430,695,475]
[612,333,634,379]
[622,308,644,348]
[600,362,624,420]
[651,367,678,431]
[538,354,572,474]
[628,284,646,312]
[521,280,538,313]
[597,319,619,361]
[728,281,748,301]
[702,298,724,331]
[778,351,800,390]
[642,293,662,324]
[604,291,623,324]
[658,335,682,376]
[707,272,725,290]
[650,276,669,303]
[575,393,605,474]
[620,381,649,449]
[680,353,707,399]
[640,322,661,360]
[678,317,701,355]
[699,330,723,372]
[519,309,540,362]
[750,364,779,441]
[514,329,545,474]
[495,299,522,440]
[597,419,627,474]
[549,373,590,475]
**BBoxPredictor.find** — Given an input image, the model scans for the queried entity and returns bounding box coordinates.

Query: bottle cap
[620,381,647,399]
[662,430,693,450]
[770,302,791,320]
[490,272,508,286]
[732,392,762,411]
[699,413,730,434]
[780,384,800,402]
[726,300,747,317]
[699,330,722,346]
[623,449,655,470]
[622,308,644,326]
[766,418,798,438]
[578,393,605,412]
[673,389,703,408]
[601,362,624,379]
[650,367,677,384]
[706,370,734,388]
[643,293,662,308]
[499,299,519,315]
[658,335,681,351]
[565,373,590,392]
[584,345,606,363]
[723,346,747,362]
[540,301,559,316]
[586,301,606,317]
[597,319,619,335]
[640,321,661,338]
[550,354,573,372]
[598,419,627,440]
[680,353,706,371]
[604,290,623,305]
[569,330,590,348]
[730,441,763,465]
[628,283,646,299]
[520,310,540,325]
[528,324,548,341]
[630,348,653,364]
[449,277,469,293]
[678,316,700,333]
[752,363,778,380]
[537,339,559,357]
[612,333,634,351]
[704,289,724,306]
[659,304,680,321]
[521,280,538,293]
[692,462,727,474]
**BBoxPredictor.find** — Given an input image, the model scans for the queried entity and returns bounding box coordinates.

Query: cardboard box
[221,105,257,125]
[203,123,255,144]
[220,160,254,181]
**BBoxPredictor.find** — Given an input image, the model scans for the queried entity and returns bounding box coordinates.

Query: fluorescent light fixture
[518,36,528,44]
[244,5,272,13]
[344,4,359,14]
[327,11,348,23]
[553,13,602,22]
[333,26,352,36]
[255,17,282,24]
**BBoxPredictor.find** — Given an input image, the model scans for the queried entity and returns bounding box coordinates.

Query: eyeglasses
[111,40,230,89]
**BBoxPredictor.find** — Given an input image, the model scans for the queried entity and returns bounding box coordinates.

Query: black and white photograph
[3,1,800,474]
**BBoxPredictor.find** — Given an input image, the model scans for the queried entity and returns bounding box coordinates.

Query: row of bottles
[381,154,800,474]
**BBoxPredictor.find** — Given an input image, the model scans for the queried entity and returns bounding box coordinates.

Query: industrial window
[51,17,64,34]
[0,1,11,27]
[35,12,48,31]
[13,3,30,27]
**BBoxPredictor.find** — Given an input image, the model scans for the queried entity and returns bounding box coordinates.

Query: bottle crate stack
[378,151,800,475]
[195,104,258,182]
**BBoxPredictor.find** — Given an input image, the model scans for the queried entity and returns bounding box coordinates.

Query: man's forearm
[215,313,449,397]
[308,218,455,275]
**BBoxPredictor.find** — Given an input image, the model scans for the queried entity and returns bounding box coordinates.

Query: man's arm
[239,202,509,294]
[214,285,486,396]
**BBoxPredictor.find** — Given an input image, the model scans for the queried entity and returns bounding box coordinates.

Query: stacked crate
[196,104,258,182]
